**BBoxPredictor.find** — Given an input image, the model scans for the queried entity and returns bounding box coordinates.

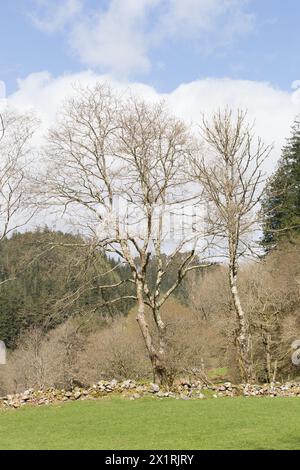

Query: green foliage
[0,229,132,347]
[262,118,300,248]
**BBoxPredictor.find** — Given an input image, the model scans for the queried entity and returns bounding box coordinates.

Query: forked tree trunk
[135,281,170,385]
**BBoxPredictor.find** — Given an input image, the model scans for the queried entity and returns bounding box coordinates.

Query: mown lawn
[0,397,300,450]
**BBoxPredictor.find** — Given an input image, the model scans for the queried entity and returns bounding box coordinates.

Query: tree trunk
[135,281,164,384]
[153,307,171,386]
[135,282,172,385]
[153,362,169,386]
[265,332,272,383]
[262,330,274,383]
[229,268,254,383]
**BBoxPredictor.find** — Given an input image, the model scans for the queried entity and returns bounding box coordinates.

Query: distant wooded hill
[0,229,134,347]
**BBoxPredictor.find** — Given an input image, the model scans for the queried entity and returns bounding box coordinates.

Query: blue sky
[1,0,299,95]
[1,0,299,171]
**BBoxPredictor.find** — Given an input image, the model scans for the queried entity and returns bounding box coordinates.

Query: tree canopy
[262,118,300,248]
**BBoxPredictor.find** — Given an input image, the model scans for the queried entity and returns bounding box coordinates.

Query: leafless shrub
[1,321,85,394]
[79,317,150,383]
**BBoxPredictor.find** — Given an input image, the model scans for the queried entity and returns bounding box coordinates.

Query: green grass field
[0,397,300,450]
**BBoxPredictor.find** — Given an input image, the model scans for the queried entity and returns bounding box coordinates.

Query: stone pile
[1,379,300,409]
[211,381,300,398]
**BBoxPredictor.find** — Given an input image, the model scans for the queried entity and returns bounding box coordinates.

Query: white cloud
[29,0,255,76]
[156,0,254,45]
[6,71,300,173]
[292,80,300,89]
[168,78,299,172]
[7,70,156,130]
[69,0,158,75]
[0,81,6,100]
[30,0,83,33]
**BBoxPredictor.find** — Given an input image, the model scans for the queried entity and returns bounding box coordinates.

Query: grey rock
[180,394,190,400]
[150,383,160,393]
[224,382,232,389]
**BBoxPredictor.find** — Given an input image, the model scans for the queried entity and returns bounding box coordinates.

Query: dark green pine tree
[262,118,300,249]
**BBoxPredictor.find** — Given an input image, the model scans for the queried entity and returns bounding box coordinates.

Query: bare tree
[0,108,38,286]
[42,83,209,385]
[191,108,272,383]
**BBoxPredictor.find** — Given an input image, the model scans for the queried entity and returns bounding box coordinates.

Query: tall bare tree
[0,108,38,286]
[191,108,272,383]
[42,84,209,385]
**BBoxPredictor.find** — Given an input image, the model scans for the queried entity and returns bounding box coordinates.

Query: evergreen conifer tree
[262,118,300,248]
